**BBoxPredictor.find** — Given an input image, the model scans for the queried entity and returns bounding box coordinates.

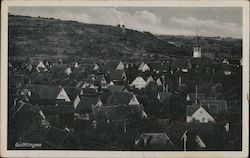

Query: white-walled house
[186,105,215,123]
[146,76,155,84]
[130,76,147,89]
[138,62,150,72]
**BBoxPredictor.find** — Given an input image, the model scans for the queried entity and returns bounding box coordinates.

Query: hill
[8,14,242,59]
[8,15,184,59]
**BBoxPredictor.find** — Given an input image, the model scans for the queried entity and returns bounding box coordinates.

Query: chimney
[178,77,182,86]
[195,85,198,104]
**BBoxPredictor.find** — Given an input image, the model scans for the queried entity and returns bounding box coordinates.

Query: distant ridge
[8,14,241,59]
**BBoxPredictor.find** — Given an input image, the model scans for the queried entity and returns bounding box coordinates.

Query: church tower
[193,35,202,58]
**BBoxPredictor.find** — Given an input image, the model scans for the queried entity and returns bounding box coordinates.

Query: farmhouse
[106,92,140,106]
[186,105,215,123]
[130,76,147,89]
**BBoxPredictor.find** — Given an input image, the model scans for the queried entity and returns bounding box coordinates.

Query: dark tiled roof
[187,93,205,102]
[136,133,176,150]
[200,100,227,114]
[109,70,125,81]
[63,86,81,101]
[50,64,68,73]
[186,105,201,116]
[228,59,241,65]
[102,60,121,71]
[107,85,125,92]
[75,96,100,113]
[37,86,62,100]
[106,92,134,105]
[173,59,191,69]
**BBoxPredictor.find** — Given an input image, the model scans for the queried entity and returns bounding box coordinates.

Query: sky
[9,7,242,38]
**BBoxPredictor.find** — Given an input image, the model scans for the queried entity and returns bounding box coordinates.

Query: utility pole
[181,130,188,151]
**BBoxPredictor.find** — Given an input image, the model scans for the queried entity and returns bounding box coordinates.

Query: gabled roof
[227,59,241,65]
[41,102,74,114]
[135,133,176,150]
[106,92,134,105]
[103,60,122,71]
[27,85,63,100]
[75,96,100,113]
[107,85,125,92]
[63,87,81,101]
[130,76,147,89]
[173,59,191,69]
[109,70,125,81]
[186,105,201,116]
[50,64,68,73]
[186,93,205,102]
[200,100,227,114]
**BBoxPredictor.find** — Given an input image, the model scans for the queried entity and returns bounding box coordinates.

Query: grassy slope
[8,15,242,59]
[8,15,183,58]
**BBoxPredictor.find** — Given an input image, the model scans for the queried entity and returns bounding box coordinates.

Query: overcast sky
[9,7,242,38]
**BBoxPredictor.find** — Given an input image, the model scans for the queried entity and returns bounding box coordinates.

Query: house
[138,62,150,72]
[74,96,103,120]
[106,92,140,106]
[63,87,81,108]
[173,59,191,72]
[146,76,155,84]
[27,85,71,104]
[135,133,176,150]
[103,60,125,73]
[186,93,205,103]
[76,80,98,91]
[109,70,127,82]
[186,105,215,123]
[43,126,78,149]
[130,76,147,89]
[88,75,108,88]
[200,100,227,114]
